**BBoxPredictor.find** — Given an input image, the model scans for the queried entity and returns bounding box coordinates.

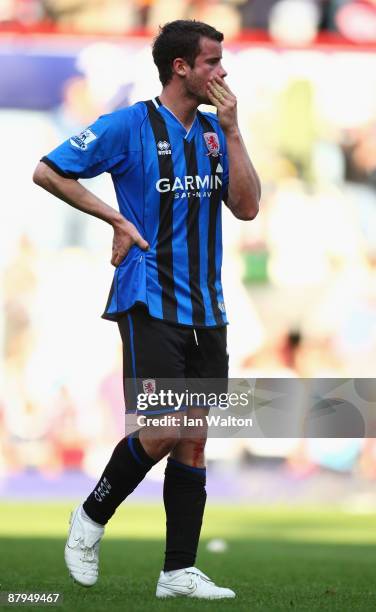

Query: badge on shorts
[203,132,220,157]
[142,379,156,394]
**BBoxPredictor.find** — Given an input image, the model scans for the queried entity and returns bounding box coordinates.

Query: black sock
[163,457,207,572]
[83,433,156,525]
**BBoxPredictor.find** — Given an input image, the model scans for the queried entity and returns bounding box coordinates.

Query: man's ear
[172,57,189,78]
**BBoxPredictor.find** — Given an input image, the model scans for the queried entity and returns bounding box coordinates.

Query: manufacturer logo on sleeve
[157,140,172,155]
[203,132,220,157]
[70,128,97,150]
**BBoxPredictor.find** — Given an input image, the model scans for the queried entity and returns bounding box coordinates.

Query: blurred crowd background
[1,0,376,503]
[1,0,376,44]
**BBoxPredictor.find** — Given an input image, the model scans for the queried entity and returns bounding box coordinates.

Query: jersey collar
[152,97,198,141]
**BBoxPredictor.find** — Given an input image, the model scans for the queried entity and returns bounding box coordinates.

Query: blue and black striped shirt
[43,97,229,327]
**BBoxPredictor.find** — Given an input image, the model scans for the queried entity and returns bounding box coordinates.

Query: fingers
[111,232,149,267]
[111,247,128,267]
[208,80,225,98]
[111,234,130,267]
[207,81,226,108]
[208,76,235,102]
[207,77,236,109]
[135,236,149,251]
[213,83,227,100]
[207,77,238,133]
[213,75,233,95]
[126,223,149,252]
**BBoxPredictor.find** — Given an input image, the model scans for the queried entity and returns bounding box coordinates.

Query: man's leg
[156,411,234,599]
[83,306,188,526]
[65,423,180,586]
[65,304,188,586]
[83,426,178,525]
[162,325,228,572]
[163,409,208,572]
[156,326,235,598]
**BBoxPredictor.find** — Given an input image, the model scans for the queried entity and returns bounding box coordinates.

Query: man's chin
[189,91,214,107]
[198,94,213,106]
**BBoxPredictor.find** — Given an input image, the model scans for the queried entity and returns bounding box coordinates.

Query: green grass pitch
[1,502,376,611]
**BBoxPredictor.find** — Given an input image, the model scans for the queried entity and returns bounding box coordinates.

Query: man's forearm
[225,129,261,221]
[33,161,124,228]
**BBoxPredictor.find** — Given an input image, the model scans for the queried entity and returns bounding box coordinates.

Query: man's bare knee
[139,424,181,461]
[170,437,207,468]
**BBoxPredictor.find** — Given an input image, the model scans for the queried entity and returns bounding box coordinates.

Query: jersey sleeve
[41,111,130,179]
[221,136,229,201]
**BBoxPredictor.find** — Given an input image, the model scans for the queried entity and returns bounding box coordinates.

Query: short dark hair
[152,20,224,86]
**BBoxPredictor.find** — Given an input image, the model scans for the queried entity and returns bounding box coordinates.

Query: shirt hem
[102,300,228,328]
[40,156,79,179]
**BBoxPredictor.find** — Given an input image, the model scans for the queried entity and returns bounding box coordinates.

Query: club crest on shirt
[203,132,220,157]
[70,128,97,151]
[142,378,156,394]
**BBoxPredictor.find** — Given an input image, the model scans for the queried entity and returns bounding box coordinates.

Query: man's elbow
[231,196,260,221]
[234,207,259,221]
[33,162,49,187]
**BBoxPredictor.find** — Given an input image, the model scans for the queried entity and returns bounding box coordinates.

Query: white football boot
[156,567,236,599]
[64,505,104,587]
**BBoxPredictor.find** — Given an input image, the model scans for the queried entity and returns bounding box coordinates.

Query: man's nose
[218,64,227,79]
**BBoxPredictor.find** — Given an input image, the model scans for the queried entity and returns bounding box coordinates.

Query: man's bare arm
[33,161,149,266]
[207,76,261,221]
[222,128,260,220]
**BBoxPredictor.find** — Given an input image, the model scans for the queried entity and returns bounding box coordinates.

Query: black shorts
[118,304,228,415]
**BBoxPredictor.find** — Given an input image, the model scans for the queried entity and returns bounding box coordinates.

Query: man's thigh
[117,305,189,414]
[185,325,229,407]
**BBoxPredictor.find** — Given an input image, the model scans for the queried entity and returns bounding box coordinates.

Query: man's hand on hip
[111,218,149,267]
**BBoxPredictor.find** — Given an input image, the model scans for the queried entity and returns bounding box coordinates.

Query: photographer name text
[136,414,253,428]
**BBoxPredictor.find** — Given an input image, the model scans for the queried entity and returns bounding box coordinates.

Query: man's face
[183,37,227,104]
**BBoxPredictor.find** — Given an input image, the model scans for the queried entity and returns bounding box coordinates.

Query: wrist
[223,126,241,139]
[111,213,128,229]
